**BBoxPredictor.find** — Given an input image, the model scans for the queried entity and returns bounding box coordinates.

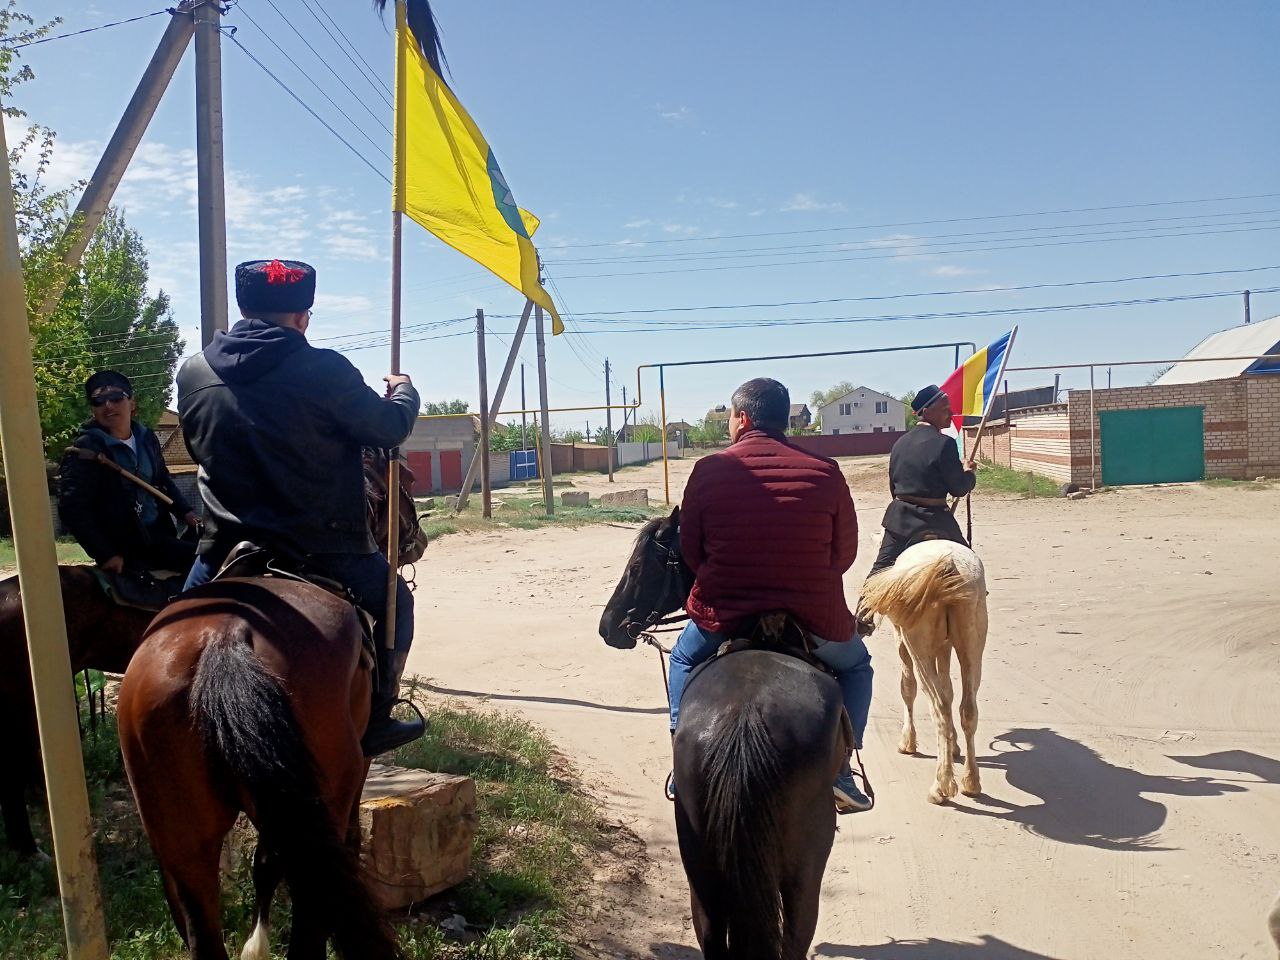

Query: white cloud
[624,218,653,229]
[865,233,927,259]
[662,223,700,235]
[930,264,979,278]
[658,105,694,123]
[313,293,374,316]
[780,192,847,213]
[709,197,738,210]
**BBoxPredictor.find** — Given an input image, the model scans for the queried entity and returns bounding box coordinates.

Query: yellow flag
[393,3,562,334]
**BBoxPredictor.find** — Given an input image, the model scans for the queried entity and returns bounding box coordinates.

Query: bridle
[624,532,690,653]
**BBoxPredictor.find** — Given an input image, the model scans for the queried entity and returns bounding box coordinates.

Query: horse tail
[860,548,972,630]
[702,702,785,960]
[190,625,401,960]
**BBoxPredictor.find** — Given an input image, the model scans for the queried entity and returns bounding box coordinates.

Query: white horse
[859,539,988,804]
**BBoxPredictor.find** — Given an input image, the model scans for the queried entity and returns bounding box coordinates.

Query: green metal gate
[1099,406,1204,486]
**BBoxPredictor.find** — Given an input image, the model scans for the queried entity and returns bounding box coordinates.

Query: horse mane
[859,549,972,630]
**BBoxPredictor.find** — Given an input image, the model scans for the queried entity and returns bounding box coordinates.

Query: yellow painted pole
[659,365,670,506]
[0,107,109,960]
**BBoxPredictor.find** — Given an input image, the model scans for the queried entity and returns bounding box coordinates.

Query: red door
[439,450,463,491]
[405,452,433,495]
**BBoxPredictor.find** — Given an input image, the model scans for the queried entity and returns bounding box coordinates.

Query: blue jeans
[667,621,873,748]
[184,550,413,655]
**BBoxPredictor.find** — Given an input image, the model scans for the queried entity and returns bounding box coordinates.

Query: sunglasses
[90,391,131,407]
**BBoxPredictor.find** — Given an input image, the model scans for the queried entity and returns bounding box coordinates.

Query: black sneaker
[834,768,873,814]
[361,703,426,757]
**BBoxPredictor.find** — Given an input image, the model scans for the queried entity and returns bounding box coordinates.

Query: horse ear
[670,505,680,524]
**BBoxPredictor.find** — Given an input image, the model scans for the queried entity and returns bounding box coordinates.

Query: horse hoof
[927,788,948,805]
[899,734,917,754]
[960,780,982,797]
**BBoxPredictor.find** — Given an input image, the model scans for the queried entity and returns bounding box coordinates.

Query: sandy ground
[408,455,1280,959]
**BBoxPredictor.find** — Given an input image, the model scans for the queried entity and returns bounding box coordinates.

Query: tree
[557,428,584,444]
[2,4,180,460]
[423,399,470,415]
[901,391,920,429]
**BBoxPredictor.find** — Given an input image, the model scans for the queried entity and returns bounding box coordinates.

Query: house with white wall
[817,386,906,436]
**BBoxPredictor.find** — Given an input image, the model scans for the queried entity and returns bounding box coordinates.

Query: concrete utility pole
[38,3,197,320]
[476,310,492,518]
[1245,289,1252,324]
[535,304,554,515]
[604,357,615,482]
[194,0,228,346]
[520,364,527,451]
[0,111,109,960]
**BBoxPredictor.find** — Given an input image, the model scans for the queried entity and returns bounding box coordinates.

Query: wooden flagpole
[956,325,1019,539]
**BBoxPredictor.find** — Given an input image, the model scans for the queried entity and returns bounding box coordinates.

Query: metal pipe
[1006,352,1280,373]
[475,310,492,518]
[1089,365,1097,490]
[604,358,614,482]
[0,105,109,960]
[535,305,554,516]
[660,366,670,505]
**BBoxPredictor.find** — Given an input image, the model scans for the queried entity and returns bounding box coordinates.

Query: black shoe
[361,700,427,757]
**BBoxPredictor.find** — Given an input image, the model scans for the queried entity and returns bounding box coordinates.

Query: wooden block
[359,764,477,910]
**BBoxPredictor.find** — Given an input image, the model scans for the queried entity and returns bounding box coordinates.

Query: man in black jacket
[58,370,201,575]
[177,259,423,755]
[856,384,975,633]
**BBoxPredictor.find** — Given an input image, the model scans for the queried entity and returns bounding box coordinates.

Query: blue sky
[14,0,1280,428]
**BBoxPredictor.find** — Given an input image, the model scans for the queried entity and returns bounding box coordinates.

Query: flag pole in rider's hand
[952,325,1019,542]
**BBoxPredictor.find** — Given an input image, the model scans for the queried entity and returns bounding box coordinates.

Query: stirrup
[852,748,876,810]
[664,770,676,803]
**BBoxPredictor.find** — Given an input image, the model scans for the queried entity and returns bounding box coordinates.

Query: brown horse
[599,510,851,960]
[117,449,421,960]
[0,566,153,856]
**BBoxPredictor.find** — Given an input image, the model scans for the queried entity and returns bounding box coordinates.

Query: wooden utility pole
[535,304,554,515]
[0,108,109,960]
[194,0,228,346]
[604,357,615,482]
[38,4,197,321]
[455,300,533,512]
[476,310,492,518]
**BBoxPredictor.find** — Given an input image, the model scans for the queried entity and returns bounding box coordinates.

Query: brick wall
[789,431,904,458]
[966,404,1073,484]
[1064,378,1251,485]
[1246,377,1280,477]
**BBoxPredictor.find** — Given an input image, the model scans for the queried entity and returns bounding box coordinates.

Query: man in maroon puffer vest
[668,377,873,813]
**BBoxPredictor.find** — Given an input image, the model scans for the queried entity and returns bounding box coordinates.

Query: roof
[789,403,810,416]
[159,423,196,468]
[816,385,899,412]
[706,405,731,421]
[1154,314,1280,385]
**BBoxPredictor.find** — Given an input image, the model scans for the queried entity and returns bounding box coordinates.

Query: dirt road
[409,456,1280,959]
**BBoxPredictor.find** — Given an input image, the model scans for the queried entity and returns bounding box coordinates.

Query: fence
[788,432,904,459]
[616,440,681,467]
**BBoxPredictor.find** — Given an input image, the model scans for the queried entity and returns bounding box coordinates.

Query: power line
[225,31,390,184]
[233,4,391,158]
[550,191,1280,250]
[550,223,1280,281]
[6,9,171,50]
[294,0,393,105]
[493,264,1280,319]
[550,286,1280,334]
[549,210,1280,266]
[254,0,392,131]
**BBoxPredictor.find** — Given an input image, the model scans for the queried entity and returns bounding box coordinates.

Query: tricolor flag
[392,0,562,334]
[940,327,1018,432]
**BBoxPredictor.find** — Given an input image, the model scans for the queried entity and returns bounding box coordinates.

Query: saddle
[89,568,187,612]
[702,611,839,681]
[212,542,377,669]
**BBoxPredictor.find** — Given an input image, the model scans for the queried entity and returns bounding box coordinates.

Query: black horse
[599,507,851,960]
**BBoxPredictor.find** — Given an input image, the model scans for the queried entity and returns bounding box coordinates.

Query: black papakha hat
[85,369,133,399]
[911,384,945,413]
[235,259,317,314]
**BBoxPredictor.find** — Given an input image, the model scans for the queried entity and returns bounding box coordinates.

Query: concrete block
[359,764,477,911]
[443,495,459,509]
[599,488,649,508]
[561,491,590,507]
[418,498,436,510]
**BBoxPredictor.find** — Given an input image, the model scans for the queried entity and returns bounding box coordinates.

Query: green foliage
[901,390,920,429]
[488,420,531,452]
[3,5,180,463]
[556,429,584,444]
[974,461,1060,498]
[627,416,662,443]
[683,415,727,447]
[809,380,857,427]
[424,399,471,416]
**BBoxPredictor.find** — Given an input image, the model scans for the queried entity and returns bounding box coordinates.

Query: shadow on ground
[815,934,1065,959]
[951,727,1247,851]
[1168,749,1280,784]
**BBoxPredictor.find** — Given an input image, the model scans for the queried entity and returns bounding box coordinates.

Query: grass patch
[0,537,90,574]
[419,494,664,541]
[1,694,606,959]
[974,462,1061,498]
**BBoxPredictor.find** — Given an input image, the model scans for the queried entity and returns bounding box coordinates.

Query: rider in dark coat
[855,384,975,632]
[58,370,200,575]
[177,259,422,756]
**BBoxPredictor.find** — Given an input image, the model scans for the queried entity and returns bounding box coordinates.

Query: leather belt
[894,494,949,508]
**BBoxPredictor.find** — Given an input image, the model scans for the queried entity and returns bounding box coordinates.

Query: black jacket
[58,421,193,565]
[177,319,420,557]
[881,424,976,539]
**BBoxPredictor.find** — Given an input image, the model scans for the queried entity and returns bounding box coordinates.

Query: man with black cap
[177,259,423,756]
[855,385,976,633]
[58,370,201,575]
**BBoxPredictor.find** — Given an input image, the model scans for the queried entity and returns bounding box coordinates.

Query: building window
[875,401,889,414]
[839,403,851,416]
[832,428,840,435]
[873,426,883,433]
